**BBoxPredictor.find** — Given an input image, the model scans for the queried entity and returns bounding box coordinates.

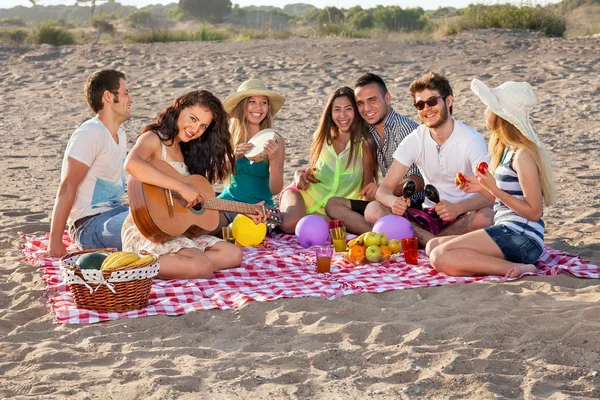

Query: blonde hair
[486,110,555,207]
[229,96,274,150]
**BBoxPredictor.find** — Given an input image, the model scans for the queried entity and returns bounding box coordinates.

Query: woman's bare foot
[505,263,537,278]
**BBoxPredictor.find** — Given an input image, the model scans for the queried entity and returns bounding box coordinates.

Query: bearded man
[367,72,494,246]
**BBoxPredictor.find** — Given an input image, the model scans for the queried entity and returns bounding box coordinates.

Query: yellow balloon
[231,214,267,247]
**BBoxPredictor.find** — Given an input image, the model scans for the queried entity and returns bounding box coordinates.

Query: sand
[1,29,600,398]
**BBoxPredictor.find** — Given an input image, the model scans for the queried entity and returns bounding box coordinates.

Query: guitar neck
[204,198,262,215]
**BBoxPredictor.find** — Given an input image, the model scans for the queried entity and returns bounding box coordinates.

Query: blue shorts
[484,225,543,265]
[71,204,129,251]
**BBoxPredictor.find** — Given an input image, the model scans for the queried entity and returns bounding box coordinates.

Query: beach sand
[1,29,600,398]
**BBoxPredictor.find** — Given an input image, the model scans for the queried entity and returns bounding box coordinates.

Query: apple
[378,233,389,246]
[387,239,402,254]
[365,245,383,263]
[364,232,381,247]
[455,172,466,186]
[477,161,488,175]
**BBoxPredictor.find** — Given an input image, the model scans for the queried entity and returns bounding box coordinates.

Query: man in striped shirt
[325,73,424,234]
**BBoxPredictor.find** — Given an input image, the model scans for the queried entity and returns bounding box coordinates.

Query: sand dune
[1,29,600,398]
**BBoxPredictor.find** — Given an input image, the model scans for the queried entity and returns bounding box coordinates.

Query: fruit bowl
[343,252,394,266]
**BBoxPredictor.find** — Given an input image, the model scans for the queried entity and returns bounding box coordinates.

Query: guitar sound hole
[191,203,204,212]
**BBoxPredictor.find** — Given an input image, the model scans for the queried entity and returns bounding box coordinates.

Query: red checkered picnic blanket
[21,231,600,325]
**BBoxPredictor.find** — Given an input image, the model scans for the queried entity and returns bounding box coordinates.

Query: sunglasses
[414,95,446,110]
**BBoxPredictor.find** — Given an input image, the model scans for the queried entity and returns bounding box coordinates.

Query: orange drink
[332,238,346,252]
[329,226,347,252]
[315,245,333,273]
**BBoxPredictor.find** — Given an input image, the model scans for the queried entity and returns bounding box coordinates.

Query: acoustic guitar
[128,159,282,243]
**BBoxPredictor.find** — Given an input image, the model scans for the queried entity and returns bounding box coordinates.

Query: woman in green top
[215,78,286,231]
[279,86,378,234]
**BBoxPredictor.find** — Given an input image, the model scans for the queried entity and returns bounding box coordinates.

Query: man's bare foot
[505,264,537,278]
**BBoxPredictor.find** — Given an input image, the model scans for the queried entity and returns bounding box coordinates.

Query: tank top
[493,148,545,248]
[302,140,364,215]
[218,157,274,207]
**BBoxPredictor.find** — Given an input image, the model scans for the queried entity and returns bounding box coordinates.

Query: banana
[101,252,140,271]
[346,238,358,249]
[100,251,127,270]
[355,232,368,245]
[121,254,155,269]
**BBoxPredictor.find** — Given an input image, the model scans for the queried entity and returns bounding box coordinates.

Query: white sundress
[121,143,223,256]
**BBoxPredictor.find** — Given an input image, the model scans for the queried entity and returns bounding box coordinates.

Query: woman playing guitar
[122,90,264,280]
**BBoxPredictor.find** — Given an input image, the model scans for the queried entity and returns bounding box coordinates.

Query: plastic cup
[401,237,419,265]
[329,226,347,252]
[222,226,235,244]
[328,220,345,229]
[315,245,333,273]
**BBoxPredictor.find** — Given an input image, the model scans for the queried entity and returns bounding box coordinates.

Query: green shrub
[9,28,28,44]
[348,10,374,29]
[126,26,226,43]
[128,10,155,28]
[372,6,428,31]
[35,22,76,46]
[0,17,28,27]
[456,4,566,37]
[317,23,366,38]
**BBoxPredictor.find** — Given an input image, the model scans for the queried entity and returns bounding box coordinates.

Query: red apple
[455,172,466,186]
[477,162,488,175]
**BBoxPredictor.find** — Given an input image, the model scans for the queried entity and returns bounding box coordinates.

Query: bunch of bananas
[346,232,368,249]
[100,252,155,272]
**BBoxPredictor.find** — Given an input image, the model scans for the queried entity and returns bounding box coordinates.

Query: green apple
[365,245,383,263]
[363,232,381,247]
[387,239,402,254]
[378,233,388,246]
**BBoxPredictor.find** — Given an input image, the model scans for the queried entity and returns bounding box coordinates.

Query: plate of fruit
[344,231,402,265]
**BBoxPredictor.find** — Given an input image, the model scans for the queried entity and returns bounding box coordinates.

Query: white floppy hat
[471,78,542,147]
[222,78,286,117]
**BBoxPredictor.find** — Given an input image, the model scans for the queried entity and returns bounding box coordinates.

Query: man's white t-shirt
[393,119,488,209]
[61,117,127,226]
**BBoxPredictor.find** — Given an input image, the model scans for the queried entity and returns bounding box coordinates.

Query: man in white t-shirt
[48,69,133,257]
[367,72,493,246]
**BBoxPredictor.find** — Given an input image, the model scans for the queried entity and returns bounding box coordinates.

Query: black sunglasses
[414,95,446,110]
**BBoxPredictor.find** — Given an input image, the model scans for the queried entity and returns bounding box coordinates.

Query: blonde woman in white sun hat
[426,79,556,278]
[213,78,286,233]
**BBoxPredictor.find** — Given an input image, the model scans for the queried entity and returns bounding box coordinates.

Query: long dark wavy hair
[141,90,234,183]
[309,86,377,180]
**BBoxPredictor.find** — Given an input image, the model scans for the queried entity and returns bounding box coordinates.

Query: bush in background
[454,4,566,37]
[35,21,76,45]
[126,26,226,43]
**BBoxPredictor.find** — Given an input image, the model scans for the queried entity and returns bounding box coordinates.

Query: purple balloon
[295,215,329,248]
[372,215,413,241]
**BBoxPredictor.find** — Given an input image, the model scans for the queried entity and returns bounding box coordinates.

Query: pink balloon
[295,215,329,248]
[372,215,413,241]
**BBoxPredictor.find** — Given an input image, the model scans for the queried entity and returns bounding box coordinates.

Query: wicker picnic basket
[60,248,159,313]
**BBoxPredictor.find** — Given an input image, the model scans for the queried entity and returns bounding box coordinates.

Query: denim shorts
[484,224,543,265]
[71,204,129,251]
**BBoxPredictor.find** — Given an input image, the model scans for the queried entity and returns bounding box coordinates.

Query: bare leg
[505,264,537,278]
[364,201,392,225]
[429,229,527,277]
[157,242,242,280]
[157,248,216,280]
[279,189,306,234]
[437,207,494,236]
[425,235,460,256]
[204,241,243,271]
[325,197,372,235]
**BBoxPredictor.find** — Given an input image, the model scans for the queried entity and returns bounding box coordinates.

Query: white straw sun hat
[222,78,286,117]
[471,78,542,147]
